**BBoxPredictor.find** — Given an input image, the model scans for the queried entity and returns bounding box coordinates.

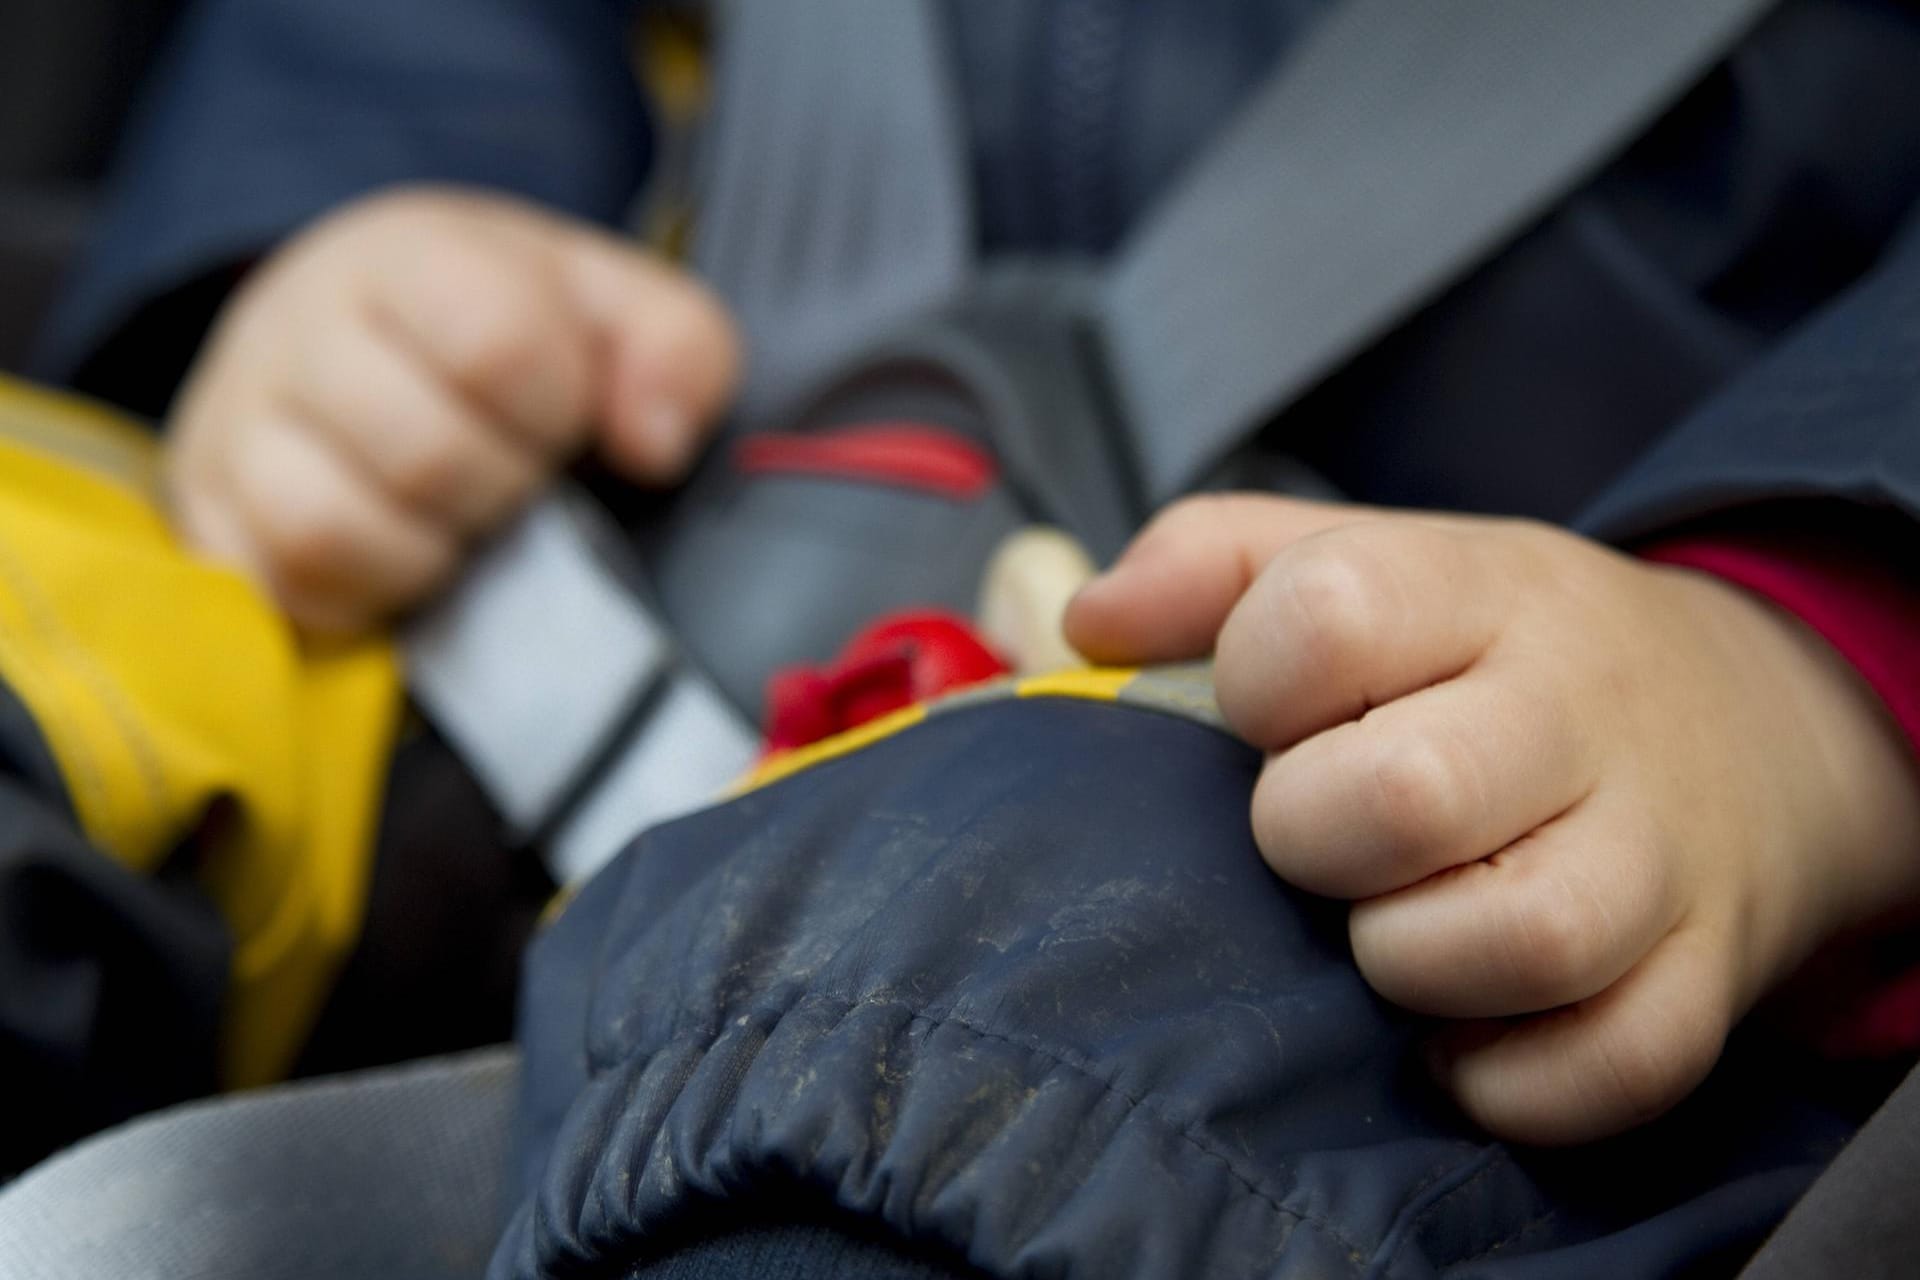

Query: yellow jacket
[0,375,399,1091]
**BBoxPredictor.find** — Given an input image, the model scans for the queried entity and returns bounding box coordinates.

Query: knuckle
[1275,544,1381,680]
[1589,1004,1724,1130]
[1347,888,1482,1014]
[437,290,585,447]
[1132,494,1235,565]
[378,231,567,397]
[1506,516,1586,564]
[1155,493,1234,538]
[287,317,378,421]
[384,435,472,515]
[257,497,359,592]
[1500,874,1610,1006]
[1366,734,1466,852]
[445,300,551,392]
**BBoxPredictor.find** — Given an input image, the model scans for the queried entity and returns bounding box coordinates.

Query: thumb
[553,226,742,482]
[1065,493,1370,664]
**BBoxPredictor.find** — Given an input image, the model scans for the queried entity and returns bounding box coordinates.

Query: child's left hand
[1067,495,1920,1144]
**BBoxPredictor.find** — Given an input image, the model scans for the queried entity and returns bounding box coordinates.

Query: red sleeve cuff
[1641,525,1920,1058]
[1640,532,1920,765]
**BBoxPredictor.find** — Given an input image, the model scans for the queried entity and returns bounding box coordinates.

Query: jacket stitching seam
[788,988,1378,1266]
[1379,1143,1526,1271]
[1349,1146,1514,1280]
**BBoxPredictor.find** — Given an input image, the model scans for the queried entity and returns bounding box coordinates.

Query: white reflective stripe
[546,673,760,887]
[405,496,674,835]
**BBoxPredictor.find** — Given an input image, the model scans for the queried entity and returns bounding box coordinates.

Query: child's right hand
[1067,495,1920,1144]
[165,187,740,636]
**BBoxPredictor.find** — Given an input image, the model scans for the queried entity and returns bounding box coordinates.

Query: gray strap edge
[1738,1060,1920,1277]
[693,0,974,417]
[1103,0,1781,506]
[0,1047,520,1280]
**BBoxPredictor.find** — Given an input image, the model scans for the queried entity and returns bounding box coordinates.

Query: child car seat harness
[405,0,1781,888]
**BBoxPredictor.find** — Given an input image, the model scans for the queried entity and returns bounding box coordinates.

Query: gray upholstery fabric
[1741,1064,1920,1280]
[0,1047,518,1280]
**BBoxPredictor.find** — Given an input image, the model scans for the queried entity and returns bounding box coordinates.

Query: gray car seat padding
[0,1046,519,1280]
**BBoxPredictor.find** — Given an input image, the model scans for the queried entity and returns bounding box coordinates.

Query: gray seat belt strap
[0,1047,520,1280]
[405,495,758,887]
[1102,0,1780,507]
[404,0,969,888]
[694,0,974,417]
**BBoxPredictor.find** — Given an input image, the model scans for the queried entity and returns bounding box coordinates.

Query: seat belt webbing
[694,0,976,418]
[405,495,759,887]
[403,1,971,888]
[1102,0,1780,505]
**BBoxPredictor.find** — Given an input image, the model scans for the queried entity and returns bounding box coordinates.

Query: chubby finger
[1430,931,1733,1145]
[1347,794,1677,1019]
[286,313,544,534]
[167,445,273,592]
[1252,662,1595,900]
[366,222,597,459]
[1065,493,1372,664]
[553,225,740,482]
[1215,519,1507,750]
[222,413,460,634]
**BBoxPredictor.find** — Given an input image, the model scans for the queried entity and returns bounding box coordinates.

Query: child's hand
[166,187,740,635]
[1067,495,1920,1144]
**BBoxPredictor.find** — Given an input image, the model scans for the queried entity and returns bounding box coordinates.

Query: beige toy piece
[976,526,1099,674]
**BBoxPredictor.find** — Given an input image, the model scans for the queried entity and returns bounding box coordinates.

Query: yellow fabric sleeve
[0,376,401,1088]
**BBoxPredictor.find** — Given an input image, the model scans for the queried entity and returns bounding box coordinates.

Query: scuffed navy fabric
[497,697,1859,1279]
